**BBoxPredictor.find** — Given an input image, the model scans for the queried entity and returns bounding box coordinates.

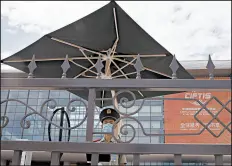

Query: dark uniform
[97,108,127,165]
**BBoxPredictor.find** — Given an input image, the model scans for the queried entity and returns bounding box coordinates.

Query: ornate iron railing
[1,55,231,165]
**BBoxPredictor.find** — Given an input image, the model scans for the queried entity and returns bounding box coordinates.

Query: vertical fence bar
[12,150,22,165]
[174,154,182,165]
[214,154,223,165]
[133,154,140,165]
[86,88,96,142]
[50,152,61,166]
[91,154,99,165]
[1,159,7,166]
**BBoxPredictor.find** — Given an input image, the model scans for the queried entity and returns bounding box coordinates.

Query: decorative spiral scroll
[67,98,88,127]
[40,99,57,114]
[112,90,145,116]
[1,116,9,128]
[1,98,88,130]
[111,116,160,143]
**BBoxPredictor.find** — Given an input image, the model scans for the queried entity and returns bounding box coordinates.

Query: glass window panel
[39,90,49,98]
[2,127,13,135]
[70,130,78,136]
[13,121,23,128]
[14,112,25,121]
[138,137,150,143]
[16,99,27,106]
[78,130,86,136]
[141,121,150,128]
[22,135,33,140]
[151,106,162,113]
[126,106,138,114]
[28,99,38,106]
[6,106,16,113]
[125,120,138,128]
[32,136,43,141]
[138,129,147,136]
[1,135,12,140]
[130,137,139,143]
[1,106,6,114]
[118,106,127,114]
[76,114,86,120]
[1,91,8,99]
[29,91,39,98]
[38,98,50,106]
[131,113,138,117]
[6,113,15,120]
[69,137,75,142]
[151,136,159,143]
[94,120,100,126]
[33,129,45,135]
[12,127,22,136]
[58,99,69,106]
[151,121,161,128]
[59,91,69,98]
[34,121,45,128]
[8,101,17,105]
[150,99,163,105]
[5,119,14,128]
[70,93,79,98]
[77,137,85,142]
[139,111,150,116]
[9,91,18,98]
[141,106,150,112]
[15,106,27,113]
[1,102,6,107]
[49,91,60,98]
[18,91,28,98]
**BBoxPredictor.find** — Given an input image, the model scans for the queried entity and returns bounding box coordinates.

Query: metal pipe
[1,151,231,163]
[1,79,230,91]
[1,141,230,155]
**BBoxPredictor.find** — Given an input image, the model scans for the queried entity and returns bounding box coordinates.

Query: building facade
[1,89,164,144]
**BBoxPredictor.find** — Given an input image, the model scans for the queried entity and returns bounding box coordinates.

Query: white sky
[1,1,231,71]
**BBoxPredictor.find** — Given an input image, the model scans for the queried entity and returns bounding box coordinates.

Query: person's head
[99,108,120,133]
[102,118,115,125]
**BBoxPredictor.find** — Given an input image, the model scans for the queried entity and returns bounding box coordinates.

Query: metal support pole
[91,154,99,165]
[215,154,223,165]
[174,154,182,165]
[51,152,61,166]
[133,154,140,165]
[86,88,96,142]
[12,150,22,165]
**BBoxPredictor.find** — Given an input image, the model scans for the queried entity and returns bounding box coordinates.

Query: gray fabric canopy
[2,1,193,107]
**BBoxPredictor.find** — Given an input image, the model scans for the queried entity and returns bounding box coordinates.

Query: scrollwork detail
[112,90,145,116]
[67,98,88,127]
[1,98,88,130]
[1,116,9,128]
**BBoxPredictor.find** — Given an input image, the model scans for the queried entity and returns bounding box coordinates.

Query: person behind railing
[95,108,127,166]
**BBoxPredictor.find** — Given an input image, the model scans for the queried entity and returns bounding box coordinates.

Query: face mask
[103,123,113,133]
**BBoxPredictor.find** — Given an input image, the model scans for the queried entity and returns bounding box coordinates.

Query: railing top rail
[1,141,231,155]
[1,78,231,91]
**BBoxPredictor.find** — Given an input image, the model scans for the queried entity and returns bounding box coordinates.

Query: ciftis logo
[185,92,212,106]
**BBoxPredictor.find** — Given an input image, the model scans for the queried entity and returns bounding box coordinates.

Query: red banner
[164,91,231,144]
